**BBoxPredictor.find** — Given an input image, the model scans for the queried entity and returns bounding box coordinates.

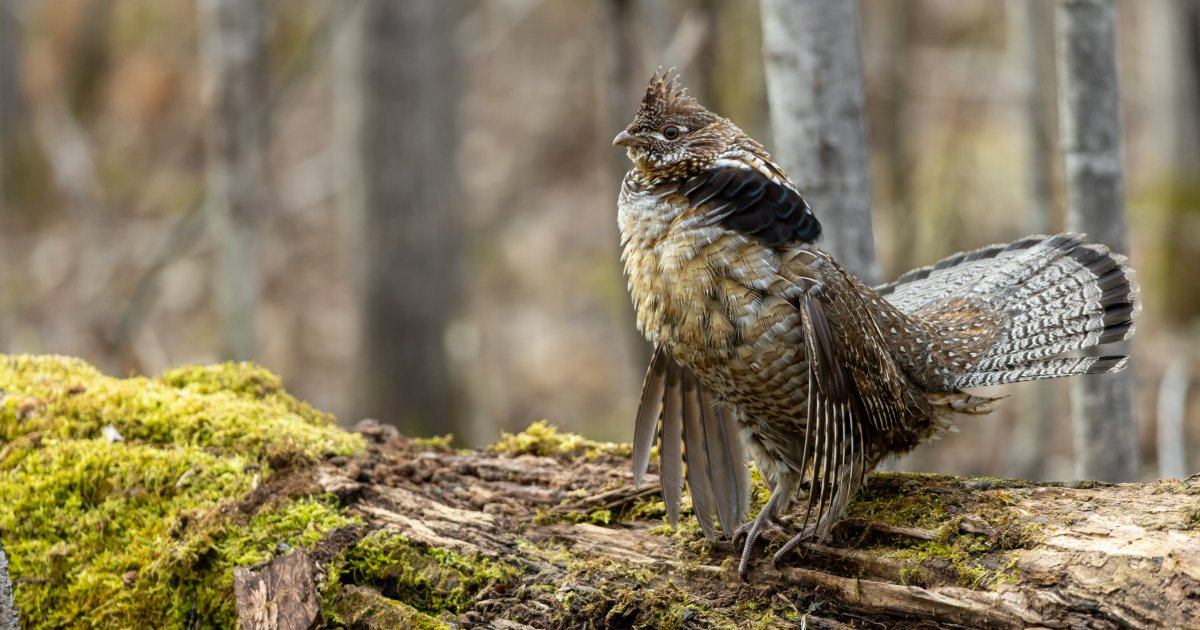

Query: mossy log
[300,422,1200,629]
[2,356,1199,629]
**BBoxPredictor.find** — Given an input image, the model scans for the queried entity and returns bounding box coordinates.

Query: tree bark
[1055,0,1139,482]
[0,541,16,630]
[1008,0,1061,481]
[241,428,1200,628]
[760,0,880,285]
[199,0,268,361]
[335,1,464,437]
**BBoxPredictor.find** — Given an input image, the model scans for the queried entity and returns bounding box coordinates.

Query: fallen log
[2,356,1195,628]
[241,420,1200,629]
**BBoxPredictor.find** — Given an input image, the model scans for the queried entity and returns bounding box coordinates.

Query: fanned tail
[882,234,1138,388]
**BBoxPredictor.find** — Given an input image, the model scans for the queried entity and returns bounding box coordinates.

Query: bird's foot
[731,513,787,548]
[736,518,765,581]
[771,523,819,569]
[735,512,788,580]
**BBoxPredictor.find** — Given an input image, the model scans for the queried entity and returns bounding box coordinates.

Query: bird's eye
[662,126,681,140]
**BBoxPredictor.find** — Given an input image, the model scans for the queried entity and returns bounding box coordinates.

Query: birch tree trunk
[1157,356,1190,480]
[335,1,463,437]
[760,0,879,284]
[199,0,268,361]
[1008,0,1060,481]
[1055,0,1139,482]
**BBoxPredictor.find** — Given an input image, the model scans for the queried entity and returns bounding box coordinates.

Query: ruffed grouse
[613,72,1139,578]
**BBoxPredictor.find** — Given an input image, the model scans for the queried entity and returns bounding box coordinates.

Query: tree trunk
[0,0,20,349]
[335,1,464,437]
[1008,0,1061,481]
[199,0,268,361]
[1156,356,1191,480]
[760,0,880,285]
[863,0,916,279]
[0,0,20,206]
[1055,0,1139,482]
[238,427,1200,628]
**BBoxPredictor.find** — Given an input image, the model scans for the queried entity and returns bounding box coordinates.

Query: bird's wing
[634,347,750,538]
[679,166,821,246]
[791,263,912,536]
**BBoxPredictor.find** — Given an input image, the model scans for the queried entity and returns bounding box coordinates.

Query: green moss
[885,531,1018,589]
[747,466,771,515]
[842,473,1040,590]
[412,434,455,450]
[1185,504,1200,528]
[0,354,364,628]
[551,570,698,629]
[845,472,959,530]
[489,420,631,459]
[559,508,614,526]
[628,498,667,522]
[333,584,452,630]
[338,530,519,616]
[1,355,362,465]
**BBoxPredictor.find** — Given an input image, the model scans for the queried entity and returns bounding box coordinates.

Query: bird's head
[613,71,744,179]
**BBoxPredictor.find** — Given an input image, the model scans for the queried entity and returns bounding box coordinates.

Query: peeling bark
[234,550,321,630]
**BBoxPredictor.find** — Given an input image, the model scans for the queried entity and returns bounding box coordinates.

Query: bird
[613,71,1139,579]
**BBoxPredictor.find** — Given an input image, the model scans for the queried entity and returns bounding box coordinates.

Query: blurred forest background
[1,0,1198,482]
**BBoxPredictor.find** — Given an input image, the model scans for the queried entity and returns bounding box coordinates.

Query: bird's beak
[612,130,636,147]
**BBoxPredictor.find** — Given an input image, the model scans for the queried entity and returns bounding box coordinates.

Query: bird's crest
[634,69,710,127]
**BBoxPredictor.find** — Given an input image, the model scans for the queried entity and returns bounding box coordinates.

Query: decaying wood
[0,541,17,630]
[245,422,1200,629]
[234,550,321,630]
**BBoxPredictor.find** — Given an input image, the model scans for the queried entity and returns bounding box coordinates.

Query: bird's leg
[735,483,790,580]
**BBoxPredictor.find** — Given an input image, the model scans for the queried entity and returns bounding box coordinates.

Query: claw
[732,522,751,548]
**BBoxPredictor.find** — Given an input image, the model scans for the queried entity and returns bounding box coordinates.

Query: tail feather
[956,355,1128,389]
[973,243,1136,374]
[883,234,1138,388]
[877,235,1056,300]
